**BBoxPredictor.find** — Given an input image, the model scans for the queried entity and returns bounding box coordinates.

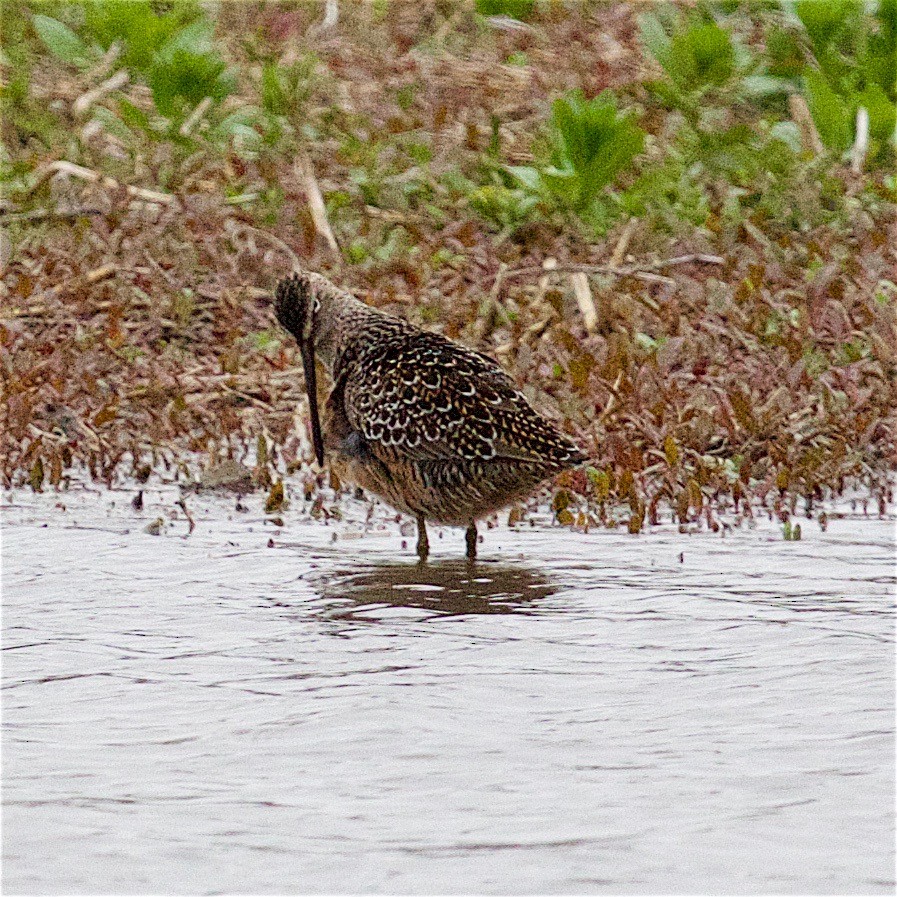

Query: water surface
[3,485,894,894]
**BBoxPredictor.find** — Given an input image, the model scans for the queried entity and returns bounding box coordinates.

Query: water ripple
[2,487,894,894]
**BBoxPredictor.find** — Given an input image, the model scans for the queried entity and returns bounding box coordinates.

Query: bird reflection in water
[312,559,556,620]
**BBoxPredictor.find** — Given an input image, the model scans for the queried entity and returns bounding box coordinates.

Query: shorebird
[274,269,585,560]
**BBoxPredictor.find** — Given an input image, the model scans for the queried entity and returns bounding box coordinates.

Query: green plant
[620,158,712,232]
[640,9,756,119]
[475,0,535,22]
[31,3,235,127]
[792,0,896,162]
[633,7,855,236]
[508,89,644,231]
[83,0,202,75]
[642,14,736,95]
[3,4,64,148]
[468,183,538,233]
[640,9,792,116]
[31,13,94,68]
[260,54,318,143]
[148,21,234,119]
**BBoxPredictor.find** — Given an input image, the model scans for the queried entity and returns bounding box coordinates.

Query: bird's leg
[465,522,477,560]
[416,514,430,562]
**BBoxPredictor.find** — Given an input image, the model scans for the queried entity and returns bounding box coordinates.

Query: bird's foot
[465,523,477,561]
[416,514,430,563]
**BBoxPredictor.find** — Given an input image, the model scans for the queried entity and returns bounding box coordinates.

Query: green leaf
[468,184,537,231]
[795,0,857,55]
[156,19,215,62]
[505,165,542,192]
[545,90,644,209]
[118,97,152,132]
[635,332,659,352]
[32,15,90,67]
[858,83,896,144]
[766,25,806,79]
[579,123,644,202]
[667,22,735,90]
[148,20,233,119]
[769,120,804,153]
[639,13,672,72]
[804,68,852,151]
[91,106,136,144]
[741,75,789,98]
[83,0,198,75]
[262,62,288,115]
[880,0,897,36]
[475,0,535,21]
[214,107,264,156]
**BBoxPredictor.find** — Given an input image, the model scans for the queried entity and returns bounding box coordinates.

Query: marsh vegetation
[2,0,894,533]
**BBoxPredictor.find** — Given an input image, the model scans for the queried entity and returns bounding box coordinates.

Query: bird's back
[328,313,584,523]
[339,325,582,468]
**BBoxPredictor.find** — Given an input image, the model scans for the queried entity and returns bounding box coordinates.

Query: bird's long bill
[300,340,325,467]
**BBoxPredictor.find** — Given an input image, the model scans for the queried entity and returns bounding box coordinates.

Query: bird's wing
[341,332,583,466]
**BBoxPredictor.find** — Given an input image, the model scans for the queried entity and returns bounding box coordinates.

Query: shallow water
[3,484,895,894]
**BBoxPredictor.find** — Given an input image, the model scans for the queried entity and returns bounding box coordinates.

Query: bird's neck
[313,289,384,374]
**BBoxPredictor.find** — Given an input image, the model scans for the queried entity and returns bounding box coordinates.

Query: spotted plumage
[274,269,586,559]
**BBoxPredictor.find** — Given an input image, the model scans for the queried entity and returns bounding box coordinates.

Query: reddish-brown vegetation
[2,2,895,527]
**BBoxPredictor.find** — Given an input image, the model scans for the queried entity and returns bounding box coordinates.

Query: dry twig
[499,254,725,290]
[570,272,598,334]
[851,106,870,175]
[308,0,339,38]
[596,371,625,424]
[179,97,213,137]
[233,223,303,273]
[535,257,557,305]
[73,70,129,117]
[789,94,824,155]
[35,161,175,206]
[609,217,638,269]
[0,207,103,223]
[46,263,120,297]
[297,152,339,257]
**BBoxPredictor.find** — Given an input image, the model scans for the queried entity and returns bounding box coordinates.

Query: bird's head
[274,270,325,467]
[275,270,320,347]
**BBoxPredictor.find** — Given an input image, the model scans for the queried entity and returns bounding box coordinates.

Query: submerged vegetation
[2,0,895,530]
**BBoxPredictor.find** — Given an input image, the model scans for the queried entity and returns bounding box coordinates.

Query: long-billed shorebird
[274,269,585,560]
